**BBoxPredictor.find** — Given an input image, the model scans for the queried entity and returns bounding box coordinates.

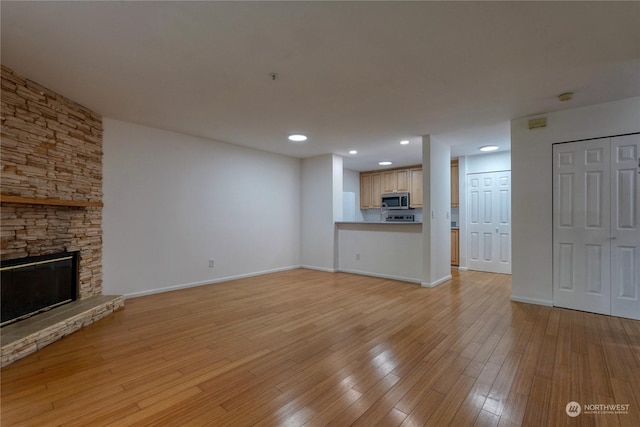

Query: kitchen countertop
[335,221,422,225]
[334,222,462,228]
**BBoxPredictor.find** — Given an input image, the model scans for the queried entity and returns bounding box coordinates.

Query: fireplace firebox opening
[1,251,79,327]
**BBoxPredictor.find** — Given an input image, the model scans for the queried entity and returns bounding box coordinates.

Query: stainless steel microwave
[381,192,410,209]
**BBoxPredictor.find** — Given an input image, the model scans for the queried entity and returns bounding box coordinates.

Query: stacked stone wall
[1,65,103,298]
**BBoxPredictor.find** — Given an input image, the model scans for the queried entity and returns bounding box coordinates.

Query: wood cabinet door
[409,168,423,208]
[371,173,382,208]
[451,160,459,207]
[382,170,409,193]
[382,171,396,194]
[451,229,459,266]
[396,170,410,192]
[360,173,372,209]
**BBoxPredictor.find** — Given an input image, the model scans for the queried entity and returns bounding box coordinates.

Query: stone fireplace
[1,65,123,366]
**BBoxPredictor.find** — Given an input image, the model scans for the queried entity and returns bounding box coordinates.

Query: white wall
[332,155,344,223]
[338,224,423,283]
[343,168,360,194]
[301,154,341,271]
[511,97,640,306]
[332,156,344,267]
[343,168,364,222]
[422,135,452,287]
[102,119,302,297]
[456,158,467,268]
[466,151,511,174]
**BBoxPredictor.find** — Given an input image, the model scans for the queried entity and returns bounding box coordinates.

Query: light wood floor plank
[2,268,639,426]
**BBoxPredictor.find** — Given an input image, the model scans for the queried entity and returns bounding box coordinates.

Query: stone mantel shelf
[0,195,103,208]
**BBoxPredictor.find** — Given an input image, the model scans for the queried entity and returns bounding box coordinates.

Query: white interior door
[611,135,640,319]
[467,171,511,274]
[553,134,640,320]
[553,139,611,315]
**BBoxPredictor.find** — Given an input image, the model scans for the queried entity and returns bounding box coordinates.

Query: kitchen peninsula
[336,221,422,283]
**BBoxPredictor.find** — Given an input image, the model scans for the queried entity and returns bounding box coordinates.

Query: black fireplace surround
[1,251,78,327]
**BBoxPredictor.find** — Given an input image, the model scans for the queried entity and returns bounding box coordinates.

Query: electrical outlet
[209,259,215,268]
[355,253,360,261]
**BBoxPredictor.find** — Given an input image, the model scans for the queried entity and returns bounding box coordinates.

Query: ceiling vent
[528,117,547,129]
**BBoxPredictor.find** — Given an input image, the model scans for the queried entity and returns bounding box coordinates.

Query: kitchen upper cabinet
[360,174,371,209]
[451,160,459,207]
[361,166,420,210]
[383,169,409,193]
[360,172,382,209]
[451,229,459,266]
[409,168,423,208]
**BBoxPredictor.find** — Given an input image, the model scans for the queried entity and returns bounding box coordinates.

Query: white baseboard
[123,265,301,299]
[123,266,458,299]
[300,265,338,273]
[421,274,453,288]
[510,295,553,307]
[338,268,422,284]
[457,266,468,271]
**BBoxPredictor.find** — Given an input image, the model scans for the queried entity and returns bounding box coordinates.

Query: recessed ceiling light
[288,134,307,142]
[558,92,573,102]
[349,150,357,155]
[379,161,392,166]
[400,140,410,145]
[479,145,499,152]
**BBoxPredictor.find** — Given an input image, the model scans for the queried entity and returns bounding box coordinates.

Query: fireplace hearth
[1,252,79,327]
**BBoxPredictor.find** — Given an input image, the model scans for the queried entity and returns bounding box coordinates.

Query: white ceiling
[2,1,638,171]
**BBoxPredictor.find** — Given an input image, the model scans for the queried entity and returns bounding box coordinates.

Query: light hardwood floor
[1,269,639,426]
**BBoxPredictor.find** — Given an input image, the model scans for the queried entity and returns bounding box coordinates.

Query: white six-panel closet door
[553,134,639,320]
[467,171,511,274]
[553,138,612,315]
[610,134,640,320]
